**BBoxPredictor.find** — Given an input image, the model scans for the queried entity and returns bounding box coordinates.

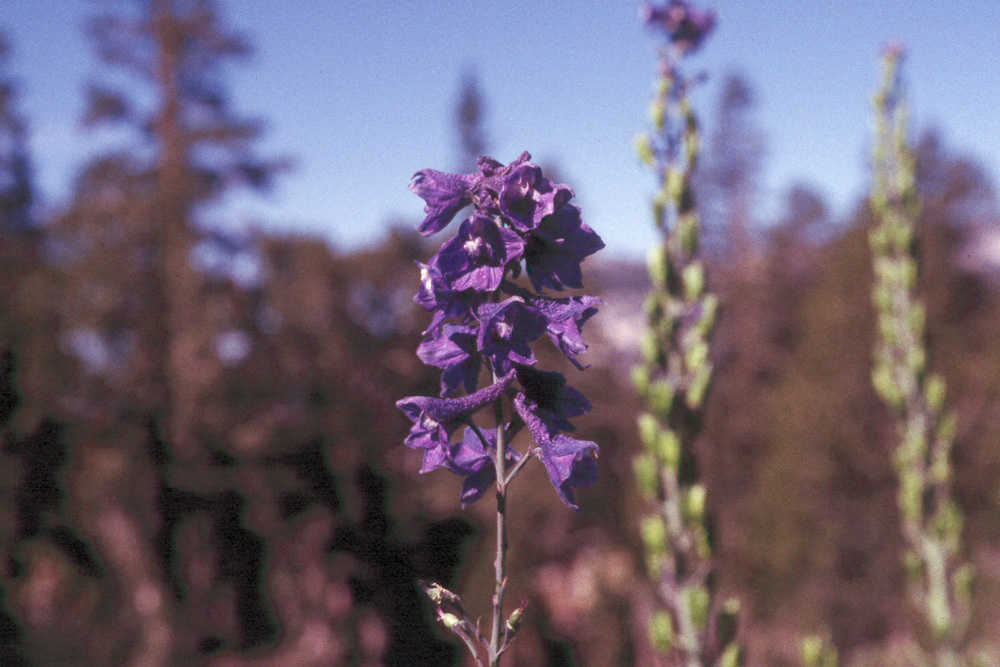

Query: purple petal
[525,205,605,293]
[409,169,476,235]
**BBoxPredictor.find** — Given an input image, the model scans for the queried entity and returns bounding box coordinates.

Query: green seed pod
[666,168,684,207]
[638,413,660,450]
[684,339,709,373]
[641,331,663,367]
[720,645,741,667]
[650,100,666,131]
[682,262,705,301]
[685,586,710,630]
[924,373,946,414]
[678,212,699,254]
[635,133,655,166]
[656,428,681,469]
[648,380,675,422]
[686,363,712,410]
[631,364,651,396]
[684,484,706,525]
[647,245,669,288]
[649,610,674,653]
[641,516,667,559]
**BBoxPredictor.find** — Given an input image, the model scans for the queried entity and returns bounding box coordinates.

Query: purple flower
[396,371,515,472]
[499,162,573,233]
[434,215,524,293]
[524,204,605,293]
[515,365,591,434]
[476,297,546,374]
[513,390,597,510]
[409,169,478,236]
[503,287,601,369]
[417,324,480,396]
[444,426,522,507]
[642,1,716,54]
[414,261,481,334]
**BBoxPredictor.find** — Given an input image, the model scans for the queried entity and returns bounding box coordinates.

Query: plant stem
[490,397,508,667]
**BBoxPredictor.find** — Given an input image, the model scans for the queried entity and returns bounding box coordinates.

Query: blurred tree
[455,69,488,174]
[0,32,33,234]
[84,0,283,461]
[700,73,765,264]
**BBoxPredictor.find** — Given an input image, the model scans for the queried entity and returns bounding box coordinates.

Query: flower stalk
[398,153,604,665]
[869,44,971,666]
[633,3,739,666]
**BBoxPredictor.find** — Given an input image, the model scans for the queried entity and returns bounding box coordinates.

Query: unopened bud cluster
[632,3,739,665]
[869,46,971,664]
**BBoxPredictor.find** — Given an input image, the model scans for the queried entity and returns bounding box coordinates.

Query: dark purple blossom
[417,324,480,396]
[434,215,524,292]
[515,366,592,434]
[499,163,573,233]
[476,297,546,374]
[444,426,522,507]
[524,204,605,293]
[642,1,716,54]
[513,391,598,510]
[409,169,476,235]
[396,370,515,471]
[414,261,481,333]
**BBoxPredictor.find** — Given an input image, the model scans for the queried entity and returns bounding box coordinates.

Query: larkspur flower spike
[401,153,603,667]
[398,152,603,509]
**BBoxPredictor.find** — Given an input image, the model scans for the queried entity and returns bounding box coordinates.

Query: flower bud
[649,610,674,653]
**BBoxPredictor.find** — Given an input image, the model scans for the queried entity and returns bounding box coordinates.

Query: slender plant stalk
[869,45,971,666]
[490,397,508,667]
[632,43,739,667]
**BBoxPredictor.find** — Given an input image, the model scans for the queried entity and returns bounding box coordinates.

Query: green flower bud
[657,428,681,469]
[641,331,663,367]
[678,212,699,254]
[666,168,684,206]
[631,364,651,396]
[684,339,709,372]
[682,262,705,301]
[648,380,675,422]
[647,245,669,288]
[638,413,660,450]
[649,610,674,653]
[650,100,666,131]
[686,363,712,410]
[635,133,655,166]
[641,516,667,558]
[685,586,710,630]
[924,373,946,414]
[684,484,706,525]
[720,644,741,667]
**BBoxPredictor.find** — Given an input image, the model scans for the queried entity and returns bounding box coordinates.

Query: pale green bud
[682,262,705,301]
[648,380,676,422]
[649,101,666,131]
[631,364,651,396]
[638,413,660,450]
[649,610,674,653]
[924,374,946,414]
[684,484,706,525]
[641,331,663,367]
[647,245,669,287]
[684,340,709,372]
[685,586,710,630]
[635,133,655,166]
[657,429,681,469]
[686,363,712,410]
[641,516,667,558]
[720,644,741,667]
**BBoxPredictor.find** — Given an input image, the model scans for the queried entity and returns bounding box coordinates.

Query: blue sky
[5,0,1000,258]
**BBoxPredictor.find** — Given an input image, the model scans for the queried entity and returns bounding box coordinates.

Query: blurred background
[1,0,1000,665]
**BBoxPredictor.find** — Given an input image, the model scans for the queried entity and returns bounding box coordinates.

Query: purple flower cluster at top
[397,152,604,509]
[642,1,716,54]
